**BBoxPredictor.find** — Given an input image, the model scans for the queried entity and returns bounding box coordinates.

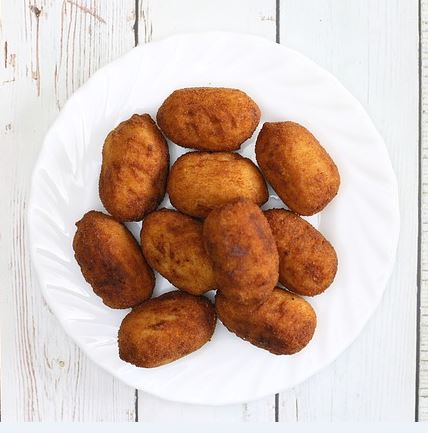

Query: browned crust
[99,113,169,221]
[203,199,278,305]
[265,209,338,296]
[216,288,316,355]
[156,87,261,151]
[73,210,155,309]
[255,121,340,216]
[118,291,216,368]
[167,151,269,218]
[140,209,216,295]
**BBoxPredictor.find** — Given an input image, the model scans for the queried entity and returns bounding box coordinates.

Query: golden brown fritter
[156,87,260,151]
[265,209,338,296]
[99,114,169,222]
[118,291,216,368]
[73,210,154,309]
[216,288,316,355]
[256,121,340,216]
[141,209,215,295]
[167,152,268,218]
[203,199,278,305]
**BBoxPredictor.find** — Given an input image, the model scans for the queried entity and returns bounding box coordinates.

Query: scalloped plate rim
[28,31,400,406]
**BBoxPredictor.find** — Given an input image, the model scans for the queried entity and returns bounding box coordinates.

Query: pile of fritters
[73,87,340,368]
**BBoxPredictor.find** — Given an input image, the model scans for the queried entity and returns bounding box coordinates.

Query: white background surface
[0,0,424,422]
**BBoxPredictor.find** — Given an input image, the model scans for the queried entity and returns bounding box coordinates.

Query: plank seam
[134,0,139,47]
[134,389,139,422]
[274,393,279,422]
[417,0,423,422]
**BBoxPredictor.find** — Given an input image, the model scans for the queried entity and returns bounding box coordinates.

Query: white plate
[28,32,399,405]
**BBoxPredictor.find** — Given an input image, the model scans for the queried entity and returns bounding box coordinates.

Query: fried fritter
[265,209,337,296]
[141,209,215,295]
[203,199,278,305]
[216,288,316,355]
[256,121,340,215]
[99,114,169,221]
[167,152,268,218]
[118,291,216,368]
[73,210,154,309]
[156,87,260,151]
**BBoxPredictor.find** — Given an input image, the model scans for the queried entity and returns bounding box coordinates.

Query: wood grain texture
[137,395,276,422]
[0,0,137,421]
[138,0,276,42]
[135,0,276,421]
[420,0,428,422]
[280,0,419,421]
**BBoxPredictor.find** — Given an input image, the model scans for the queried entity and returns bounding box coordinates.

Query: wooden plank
[0,0,137,421]
[137,0,276,41]
[135,0,277,421]
[137,395,276,422]
[279,0,419,421]
[420,0,428,422]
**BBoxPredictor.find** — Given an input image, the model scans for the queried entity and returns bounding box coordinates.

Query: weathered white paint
[138,0,276,42]
[137,395,276,422]
[0,0,137,421]
[280,0,419,421]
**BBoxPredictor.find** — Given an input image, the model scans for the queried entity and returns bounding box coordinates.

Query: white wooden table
[0,0,425,422]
